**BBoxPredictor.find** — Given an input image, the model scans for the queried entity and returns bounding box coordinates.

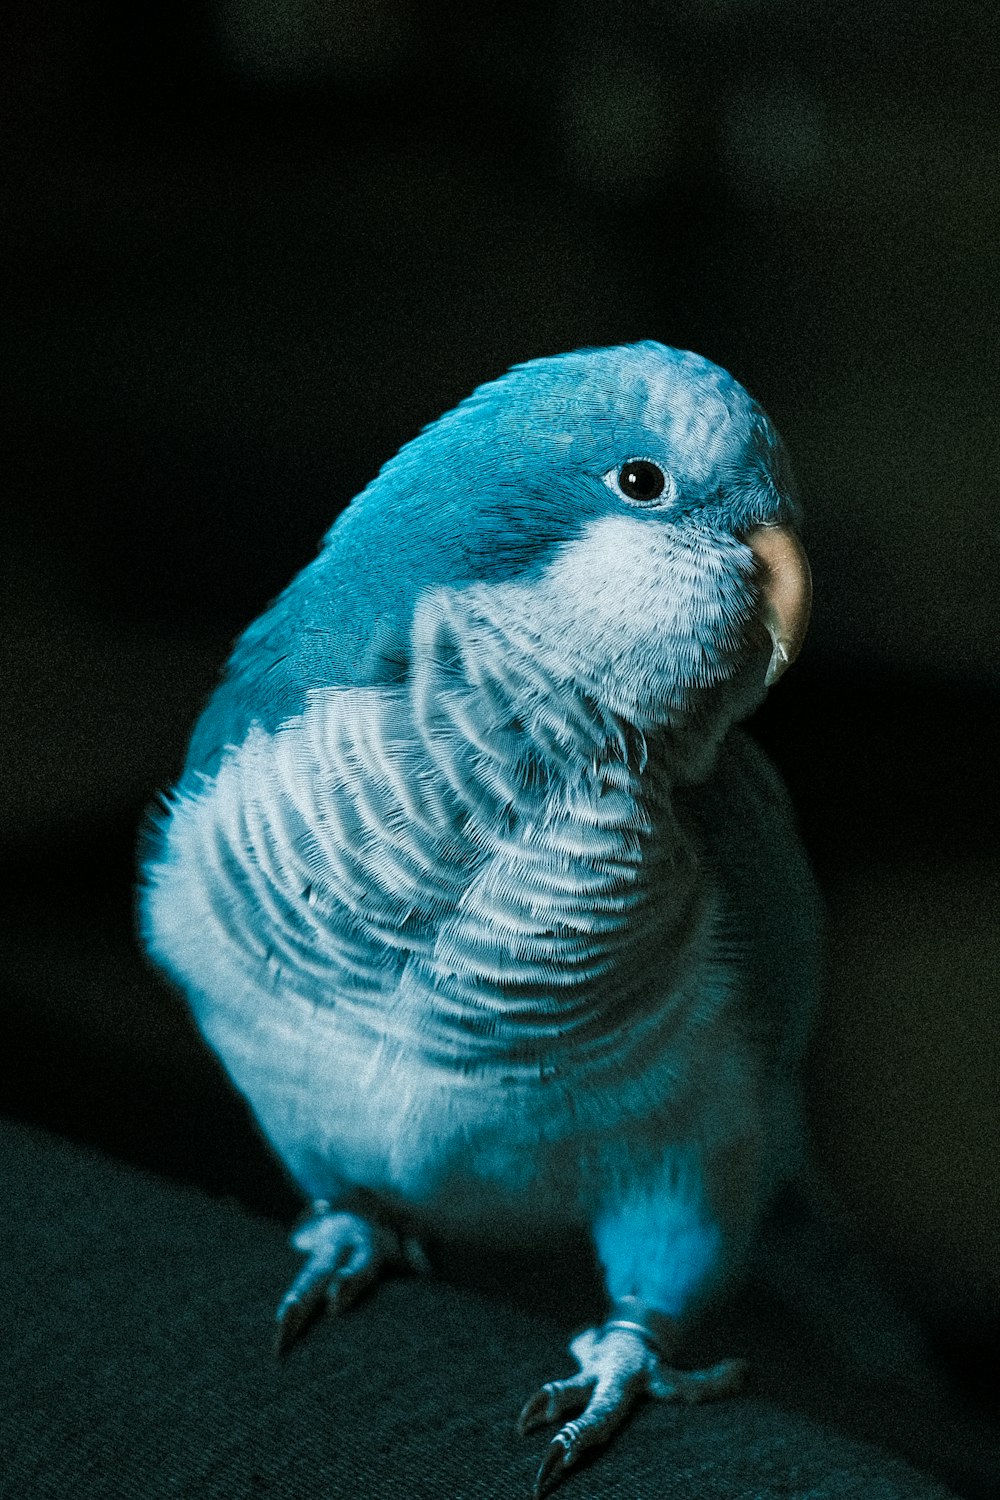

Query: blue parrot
[141,341,818,1495]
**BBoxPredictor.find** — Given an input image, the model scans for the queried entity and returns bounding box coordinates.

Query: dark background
[2,0,997,1434]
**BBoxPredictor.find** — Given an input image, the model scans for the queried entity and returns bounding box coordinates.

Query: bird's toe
[275,1204,412,1355]
[517,1375,595,1437]
[649,1355,748,1403]
[529,1377,641,1497]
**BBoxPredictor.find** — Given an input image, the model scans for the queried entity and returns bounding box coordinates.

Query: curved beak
[745,524,812,685]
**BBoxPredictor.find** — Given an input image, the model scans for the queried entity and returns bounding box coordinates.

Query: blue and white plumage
[141,341,819,1494]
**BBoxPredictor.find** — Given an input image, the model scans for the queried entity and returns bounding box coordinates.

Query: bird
[140,340,819,1496]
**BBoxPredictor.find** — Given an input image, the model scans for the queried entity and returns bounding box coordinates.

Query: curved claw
[533,1433,571,1498]
[274,1280,326,1356]
[275,1261,357,1356]
[523,1331,649,1495]
[275,1208,416,1356]
[518,1375,595,1437]
[532,1388,636,1497]
[534,1375,641,1494]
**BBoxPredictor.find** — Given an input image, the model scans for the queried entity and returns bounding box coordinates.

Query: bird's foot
[518,1306,746,1497]
[274,1202,427,1355]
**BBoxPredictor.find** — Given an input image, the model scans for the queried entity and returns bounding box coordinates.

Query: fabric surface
[0,1118,977,1500]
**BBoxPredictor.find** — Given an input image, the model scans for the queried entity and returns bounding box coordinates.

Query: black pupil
[619,461,665,501]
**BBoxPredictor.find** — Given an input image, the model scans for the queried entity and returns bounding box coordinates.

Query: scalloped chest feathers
[147,680,731,1214]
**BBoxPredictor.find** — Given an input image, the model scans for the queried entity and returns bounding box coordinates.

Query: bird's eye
[615,459,669,505]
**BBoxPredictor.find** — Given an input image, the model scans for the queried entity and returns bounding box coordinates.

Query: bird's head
[329,341,810,748]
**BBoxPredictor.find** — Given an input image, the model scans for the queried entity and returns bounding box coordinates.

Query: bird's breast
[144,682,749,1221]
[148,673,708,1075]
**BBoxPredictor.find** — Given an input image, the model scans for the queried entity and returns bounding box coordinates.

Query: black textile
[0,1118,975,1500]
